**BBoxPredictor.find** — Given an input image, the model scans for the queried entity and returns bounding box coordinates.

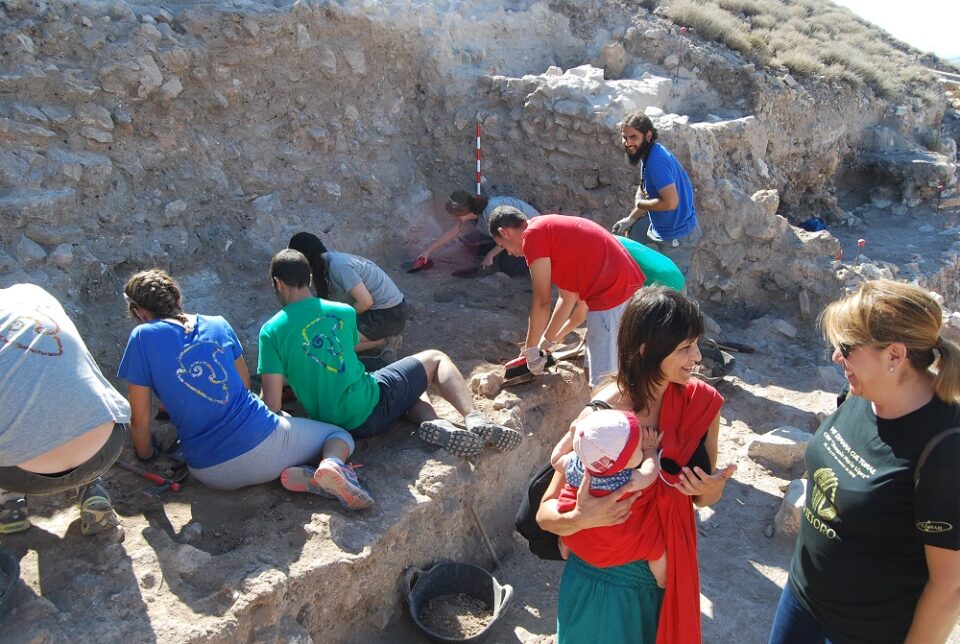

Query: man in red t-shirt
[488,208,645,385]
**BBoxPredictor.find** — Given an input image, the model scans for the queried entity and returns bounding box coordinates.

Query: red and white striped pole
[476,121,482,196]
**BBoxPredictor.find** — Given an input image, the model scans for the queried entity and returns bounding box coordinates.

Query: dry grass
[643,0,940,101]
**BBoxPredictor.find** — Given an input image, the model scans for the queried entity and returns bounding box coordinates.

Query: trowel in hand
[406,257,434,273]
[503,351,557,387]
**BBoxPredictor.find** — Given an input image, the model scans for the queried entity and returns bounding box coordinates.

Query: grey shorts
[351,356,428,438]
[585,299,631,387]
[0,423,125,495]
[643,223,702,276]
[357,300,407,341]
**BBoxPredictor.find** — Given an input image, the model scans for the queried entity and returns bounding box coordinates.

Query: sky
[831,0,960,61]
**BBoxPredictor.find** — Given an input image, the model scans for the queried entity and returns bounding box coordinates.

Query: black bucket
[404,562,513,644]
[0,547,20,620]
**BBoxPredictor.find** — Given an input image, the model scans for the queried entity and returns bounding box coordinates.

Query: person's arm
[418,222,462,260]
[127,384,155,460]
[537,468,644,536]
[904,545,960,643]
[524,257,553,349]
[347,282,375,314]
[552,300,588,343]
[636,182,679,212]
[234,356,251,390]
[541,289,579,349]
[481,245,504,268]
[260,373,285,413]
[676,412,737,507]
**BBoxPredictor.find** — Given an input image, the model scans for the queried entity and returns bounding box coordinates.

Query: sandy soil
[2,201,957,643]
[369,201,960,643]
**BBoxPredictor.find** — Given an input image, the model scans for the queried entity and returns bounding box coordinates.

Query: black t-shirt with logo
[789,394,960,643]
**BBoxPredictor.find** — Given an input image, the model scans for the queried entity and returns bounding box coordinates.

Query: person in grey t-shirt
[288,232,406,360]
[414,191,541,278]
[0,284,130,536]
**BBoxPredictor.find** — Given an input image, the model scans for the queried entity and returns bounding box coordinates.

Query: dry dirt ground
[371,200,960,643]
[2,201,958,643]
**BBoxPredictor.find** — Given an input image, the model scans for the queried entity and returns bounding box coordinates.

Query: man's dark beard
[625,139,652,165]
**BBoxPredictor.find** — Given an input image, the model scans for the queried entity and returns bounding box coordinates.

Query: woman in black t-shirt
[769,279,960,644]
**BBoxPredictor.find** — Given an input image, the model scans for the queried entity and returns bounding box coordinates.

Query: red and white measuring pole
[476,121,482,196]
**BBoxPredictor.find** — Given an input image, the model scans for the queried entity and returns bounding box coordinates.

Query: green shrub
[645,0,944,102]
[664,0,754,55]
[773,49,823,77]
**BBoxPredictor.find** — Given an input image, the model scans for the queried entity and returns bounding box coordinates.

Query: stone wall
[0,0,954,358]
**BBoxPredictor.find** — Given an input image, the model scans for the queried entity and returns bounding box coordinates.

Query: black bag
[514,462,564,561]
[514,434,712,561]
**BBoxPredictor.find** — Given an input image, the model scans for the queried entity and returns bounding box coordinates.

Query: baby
[555,408,667,587]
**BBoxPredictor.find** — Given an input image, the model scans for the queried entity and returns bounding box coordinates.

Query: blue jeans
[768,581,835,644]
[351,357,428,438]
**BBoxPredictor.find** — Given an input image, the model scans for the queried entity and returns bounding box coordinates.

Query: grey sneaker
[378,335,403,364]
[0,497,30,534]
[78,479,121,536]
[418,419,485,458]
[465,411,523,451]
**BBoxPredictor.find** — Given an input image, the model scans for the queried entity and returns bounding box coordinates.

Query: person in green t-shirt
[258,250,522,466]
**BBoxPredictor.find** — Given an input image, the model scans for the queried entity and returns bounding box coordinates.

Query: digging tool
[115,460,182,493]
[406,257,434,274]
[704,338,756,354]
[502,337,586,387]
[145,466,189,498]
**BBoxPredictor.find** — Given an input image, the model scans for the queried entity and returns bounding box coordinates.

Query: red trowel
[406,256,434,274]
[503,351,557,387]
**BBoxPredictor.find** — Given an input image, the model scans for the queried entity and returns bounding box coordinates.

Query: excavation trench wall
[0,1,958,640]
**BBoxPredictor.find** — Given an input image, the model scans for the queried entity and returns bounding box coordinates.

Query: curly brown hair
[124,269,186,323]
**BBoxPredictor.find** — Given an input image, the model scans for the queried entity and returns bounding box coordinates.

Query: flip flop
[406,257,434,274]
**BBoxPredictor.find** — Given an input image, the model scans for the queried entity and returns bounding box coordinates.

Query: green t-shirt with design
[616,236,685,292]
[258,297,379,430]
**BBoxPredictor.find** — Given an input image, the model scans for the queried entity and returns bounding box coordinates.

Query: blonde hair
[819,279,960,402]
[124,269,187,324]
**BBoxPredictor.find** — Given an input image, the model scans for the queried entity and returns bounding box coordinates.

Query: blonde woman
[769,279,960,643]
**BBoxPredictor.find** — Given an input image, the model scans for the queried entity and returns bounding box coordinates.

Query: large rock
[746,426,811,477]
[774,478,807,537]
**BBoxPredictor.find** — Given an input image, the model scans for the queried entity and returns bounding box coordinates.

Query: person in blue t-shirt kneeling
[117,269,374,510]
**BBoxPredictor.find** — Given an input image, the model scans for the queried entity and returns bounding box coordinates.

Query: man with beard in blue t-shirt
[611,112,702,276]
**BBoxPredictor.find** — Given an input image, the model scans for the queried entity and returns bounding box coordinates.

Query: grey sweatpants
[189,415,354,491]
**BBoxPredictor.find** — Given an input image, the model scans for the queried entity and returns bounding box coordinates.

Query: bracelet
[584,399,613,411]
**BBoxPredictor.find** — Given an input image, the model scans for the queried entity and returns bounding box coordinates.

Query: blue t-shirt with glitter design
[118,315,277,468]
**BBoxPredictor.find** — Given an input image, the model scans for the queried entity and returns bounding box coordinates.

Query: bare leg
[355,333,385,354]
[408,349,473,418]
[320,437,351,463]
[650,553,667,589]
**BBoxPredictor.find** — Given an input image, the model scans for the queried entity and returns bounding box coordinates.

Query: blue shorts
[351,357,428,438]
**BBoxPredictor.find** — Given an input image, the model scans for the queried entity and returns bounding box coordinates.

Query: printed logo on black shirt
[916,520,954,534]
[804,467,839,540]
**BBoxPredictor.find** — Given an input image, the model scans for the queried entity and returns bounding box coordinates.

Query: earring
[889,366,895,373]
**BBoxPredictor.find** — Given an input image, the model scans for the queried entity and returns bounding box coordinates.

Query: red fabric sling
[558,379,723,644]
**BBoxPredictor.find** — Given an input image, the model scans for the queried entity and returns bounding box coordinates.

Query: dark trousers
[768,581,835,644]
[0,423,125,495]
